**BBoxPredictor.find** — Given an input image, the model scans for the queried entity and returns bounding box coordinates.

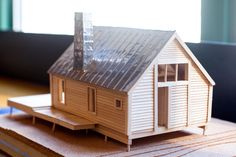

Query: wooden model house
[8,13,215,151]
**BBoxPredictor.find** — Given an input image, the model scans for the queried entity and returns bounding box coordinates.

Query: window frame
[58,78,65,105]
[158,63,189,86]
[114,98,123,110]
[87,87,96,114]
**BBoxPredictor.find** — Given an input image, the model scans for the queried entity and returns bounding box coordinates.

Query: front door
[158,87,168,127]
[167,85,188,129]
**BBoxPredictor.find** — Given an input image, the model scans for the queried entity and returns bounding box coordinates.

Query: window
[158,64,166,82]
[88,87,96,113]
[158,63,188,82]
[58,79,65,104]
[167,64,176,81]
[115,99,123,110]
[178,64,188,81]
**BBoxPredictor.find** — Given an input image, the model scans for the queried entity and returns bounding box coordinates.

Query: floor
[0,76,49,107]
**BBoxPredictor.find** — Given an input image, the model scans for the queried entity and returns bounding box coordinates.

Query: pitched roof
[48,26,175,92]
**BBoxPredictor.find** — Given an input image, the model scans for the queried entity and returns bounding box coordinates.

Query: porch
[7,94,96,132]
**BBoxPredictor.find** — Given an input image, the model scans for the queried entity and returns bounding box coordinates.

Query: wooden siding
[51,76,60,106]
[157,39,189,64]
[207,86,213,122]
[157,38,209,128]
[51,75,127,134]
[168,85,188,128]
[189,64,209,125]
[131,67,154,133]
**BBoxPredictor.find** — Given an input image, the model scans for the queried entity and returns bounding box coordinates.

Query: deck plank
[7,94,95,130]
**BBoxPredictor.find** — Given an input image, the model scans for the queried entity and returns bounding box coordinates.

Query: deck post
[32,116,36,125]
[127,144,131,152]
[199,125,207,135]
[104,135,108,142]
[127,139,132,152]
[203,125,207,135]
[85,129,88,136]
[52,123,56,132]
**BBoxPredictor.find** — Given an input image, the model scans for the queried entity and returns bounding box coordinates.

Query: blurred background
[0,0,236,123]
[2,0,236,43]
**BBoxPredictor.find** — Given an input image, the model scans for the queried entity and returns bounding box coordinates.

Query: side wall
[129,39,211,135]
[51,75,128,135]
[130,67,154,133]
[189,63,209,124]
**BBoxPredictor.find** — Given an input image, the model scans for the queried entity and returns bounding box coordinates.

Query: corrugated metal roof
[48,26,175,92]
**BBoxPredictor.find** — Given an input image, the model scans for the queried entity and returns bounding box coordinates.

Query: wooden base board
[0,114,236,156]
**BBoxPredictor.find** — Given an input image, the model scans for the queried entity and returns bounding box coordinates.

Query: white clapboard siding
[189,64,208,125]
[131,68,154,133]
[168,85,188,128]
[51,75,127,134]
[158,39,189,64]
[157,38,209,128]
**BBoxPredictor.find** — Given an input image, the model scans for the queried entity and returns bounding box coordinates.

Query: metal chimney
[74,12,93,71]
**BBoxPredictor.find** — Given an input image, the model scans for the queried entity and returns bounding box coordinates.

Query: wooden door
[168,85,188,129]
[158,87,168,127]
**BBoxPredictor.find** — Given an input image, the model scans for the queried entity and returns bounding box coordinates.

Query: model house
[8,12,215,151]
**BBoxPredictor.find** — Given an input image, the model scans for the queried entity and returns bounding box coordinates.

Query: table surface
[0,76,49,107]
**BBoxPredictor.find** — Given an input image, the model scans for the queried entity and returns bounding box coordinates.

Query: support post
[203,125,207,135]
[127,144,131,152]
[52,123,56,133]
[32,116,36,125]
[127,139,132,152]
[104,136,107,142]
[199,125,207,135]
[85,129,88,136]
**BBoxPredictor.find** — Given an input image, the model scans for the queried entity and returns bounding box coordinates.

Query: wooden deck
[7,94,96,131]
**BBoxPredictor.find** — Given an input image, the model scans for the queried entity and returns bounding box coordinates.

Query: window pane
[58,79,65,104]
[178,64,188,81]
[61,80,65,103]
[167,64,176,81]
[115,99,122,108]
[158,65,166,82]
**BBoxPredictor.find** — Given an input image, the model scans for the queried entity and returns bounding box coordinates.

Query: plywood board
[0,114,236,157]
